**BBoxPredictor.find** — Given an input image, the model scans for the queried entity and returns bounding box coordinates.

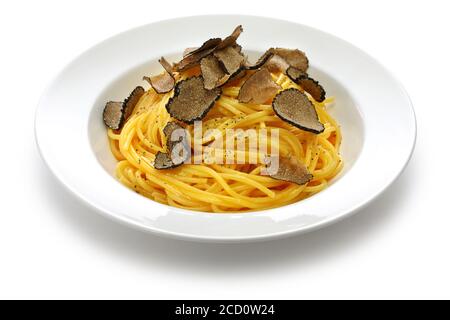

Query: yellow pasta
[108,72,343,213]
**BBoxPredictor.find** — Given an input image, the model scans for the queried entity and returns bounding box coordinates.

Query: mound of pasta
[104,25,343,213]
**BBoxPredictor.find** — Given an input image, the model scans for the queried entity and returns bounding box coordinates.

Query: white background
[1,0,449,299]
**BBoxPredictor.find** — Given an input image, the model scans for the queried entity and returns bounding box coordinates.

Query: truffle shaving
[175,26,244,72]
[238,69,281,104]
[175,47,216,72]
[143,57,176,94]
[285,66,326,102]
[102,86,144,130]
[245,49,275,70]
[163,122,189,155]
[232,43,243,53]
[269,156,313,185]
[175,38,221,72]
[158,56,173,74]
[183,47,198,58]
[144,72,175,94]
[213,46,245,75]
[154,152,181,170]
[226,67,247,83]
[183,38,221,57]
[297,77,326,102]
[272,88,324,134]
[264,54,290,73]
[218,63,256,87]
[200,55,227,90]
[103,101,124,130]
[165,77,221,124]
[154,122,190,170]
[122,86,145,121]
[216,25,243,50]
[273,48,309,72]
[286,66,307,82]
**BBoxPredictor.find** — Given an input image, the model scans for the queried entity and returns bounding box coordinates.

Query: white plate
[35,15,416,242]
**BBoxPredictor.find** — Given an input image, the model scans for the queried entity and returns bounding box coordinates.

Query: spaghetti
[107,70,343,213]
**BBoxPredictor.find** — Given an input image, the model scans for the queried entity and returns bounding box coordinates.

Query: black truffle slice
[165,77,221,124]
[264,54,290,73]
[158,56,173,74]
[226,67,247,83]
[285,67,326,102]
[123,86,145,122]
[272,88,324,134]
[143,57,175,94]
[286,66,307,82]
[200,55,227,90]
[175,47,216,72]
[154,152,182,170]
[269,156,313,185]
[232,43,243,53]
[297,77,326,103]
[103,101,124,130]
[273,48,309,72]
[175,26,243,73]
[213,46,245,75]
[238,69,281,104]
[154,122,190,170]
[175,38,222,72]
[103,86,145,130]
[183,47,198,58]
[245,49,275,70]
[216,25,243,50]
[163,122,189,154]
[183,38,221,57]
[143,73,175,94]
[215,65,248,88]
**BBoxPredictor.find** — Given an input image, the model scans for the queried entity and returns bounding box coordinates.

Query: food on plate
[165,76,222,123]
[272,88,325,134]
[269,156,313,185]
[104,25,343,212]
[103,86,145,130]
[237,68,281,104]
[286,66,326,102]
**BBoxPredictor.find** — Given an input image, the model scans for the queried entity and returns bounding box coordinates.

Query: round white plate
[35,15,416,242]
